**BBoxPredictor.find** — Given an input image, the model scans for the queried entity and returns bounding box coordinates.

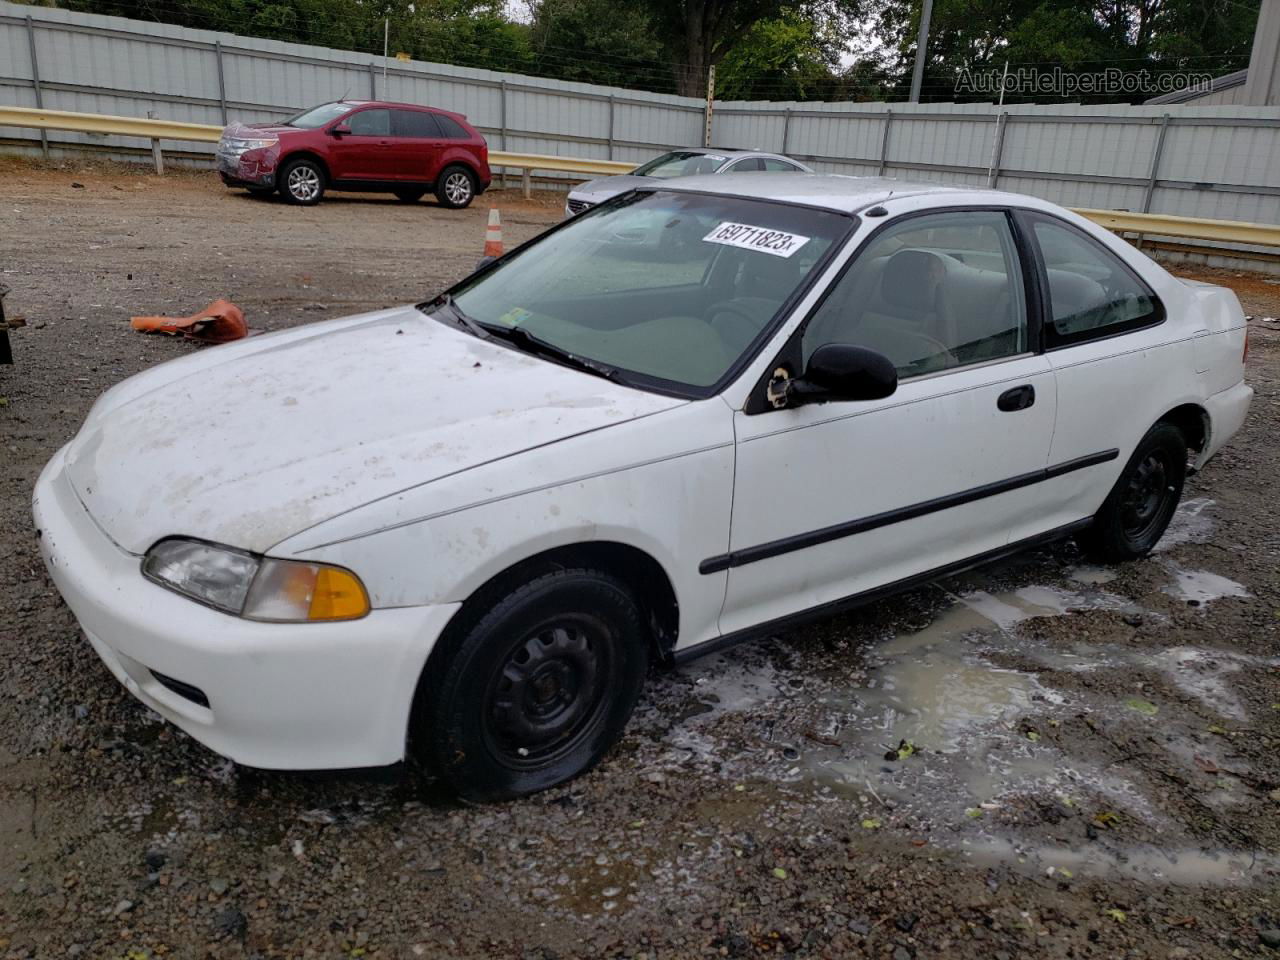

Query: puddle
[961,836,1277,886]
[652,564,1273,887]
[1156,497,1215,551]
[1162,565,1251,606]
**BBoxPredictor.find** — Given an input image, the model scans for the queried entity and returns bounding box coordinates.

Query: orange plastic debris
[130,299,247,344]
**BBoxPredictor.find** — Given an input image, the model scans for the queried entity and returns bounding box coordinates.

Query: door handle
[997,384,1035,412]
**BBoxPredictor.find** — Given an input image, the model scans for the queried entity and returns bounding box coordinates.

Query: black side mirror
[330,123,351,137]
[474,254,497,272]
[769,344,897,408]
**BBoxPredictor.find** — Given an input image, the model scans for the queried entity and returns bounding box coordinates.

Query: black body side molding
[699,449,1118,575]
[674,518,1094,665]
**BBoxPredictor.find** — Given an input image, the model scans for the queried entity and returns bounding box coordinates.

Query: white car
[34,175,1252,801]
[564,147,811,217]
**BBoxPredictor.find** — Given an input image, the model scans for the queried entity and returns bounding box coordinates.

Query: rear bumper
[1198,380,1253,467]
[32,444,460,770]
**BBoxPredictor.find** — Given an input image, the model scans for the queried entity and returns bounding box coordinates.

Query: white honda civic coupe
[34,175,1251,801]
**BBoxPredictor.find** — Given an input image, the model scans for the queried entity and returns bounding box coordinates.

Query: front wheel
[435,165,476,209]
[279,158,325,206]
[414,568,649,802]
[1078,421,1187,562]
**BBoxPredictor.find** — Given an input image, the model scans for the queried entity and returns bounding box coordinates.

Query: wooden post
[147,110,164,175]
[703,65,716,147]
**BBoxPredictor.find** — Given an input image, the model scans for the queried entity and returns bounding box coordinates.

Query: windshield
[631,151,728,179]
[439,191,851,394]
[284,102,357,129]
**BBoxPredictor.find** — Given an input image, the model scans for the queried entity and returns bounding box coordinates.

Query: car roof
[649,172,1009,214]
[666,146,797,161]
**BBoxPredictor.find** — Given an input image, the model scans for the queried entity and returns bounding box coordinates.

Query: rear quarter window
[435,115,471,139]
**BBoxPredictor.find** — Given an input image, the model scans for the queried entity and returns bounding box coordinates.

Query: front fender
[274,400,735,651]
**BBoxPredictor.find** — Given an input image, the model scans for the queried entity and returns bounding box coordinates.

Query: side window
[392,109,442,138]
[1032,219,1161,345]
[729,157,765,172]
[347,109,390,137]
[802,210,1027,379]
[763,158,800,172]
[435,114,470,139]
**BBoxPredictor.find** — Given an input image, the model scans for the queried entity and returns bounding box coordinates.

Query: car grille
[566,198,593,215]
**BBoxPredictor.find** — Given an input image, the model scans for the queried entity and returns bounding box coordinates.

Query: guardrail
[0,105,632,192]
[4,105,1280,247]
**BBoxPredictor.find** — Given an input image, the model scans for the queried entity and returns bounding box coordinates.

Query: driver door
[716,208,1059,635]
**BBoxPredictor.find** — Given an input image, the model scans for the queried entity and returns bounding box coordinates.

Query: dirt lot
[1,157,1278,960]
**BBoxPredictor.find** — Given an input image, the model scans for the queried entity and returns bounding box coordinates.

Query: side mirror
[769,344,897,408]
[474,254,497,272]
[330,123,351,137]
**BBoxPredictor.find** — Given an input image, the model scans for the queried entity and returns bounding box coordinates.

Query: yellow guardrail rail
[4,105,1280,245]
[1071,208,1280,249]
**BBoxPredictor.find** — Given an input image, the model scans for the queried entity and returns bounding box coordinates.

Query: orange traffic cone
[483,208,503,258]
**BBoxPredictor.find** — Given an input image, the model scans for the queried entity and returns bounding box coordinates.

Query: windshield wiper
[425,295,625,385]
[429,293,494,342]
[480,322,624,384]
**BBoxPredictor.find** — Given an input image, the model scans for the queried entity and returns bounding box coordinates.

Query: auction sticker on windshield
[703,222,811,258]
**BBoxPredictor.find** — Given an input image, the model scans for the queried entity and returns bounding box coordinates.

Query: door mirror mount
[330,123,351,137]
[768,344,897,409]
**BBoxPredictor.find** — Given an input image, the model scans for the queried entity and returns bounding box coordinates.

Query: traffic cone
[483,208,503,258]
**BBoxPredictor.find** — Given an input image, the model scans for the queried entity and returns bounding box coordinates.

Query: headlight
[142,538,369,622]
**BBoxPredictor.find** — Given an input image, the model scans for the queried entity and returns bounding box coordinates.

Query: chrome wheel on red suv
[280,158,325,206]
[436,165,476,209]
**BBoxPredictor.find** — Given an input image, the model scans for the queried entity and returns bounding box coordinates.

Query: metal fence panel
[3,0,1280,244]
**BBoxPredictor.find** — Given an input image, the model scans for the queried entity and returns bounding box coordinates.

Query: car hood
[570,174,654,202]
[64,306,684,555]
[221,121,297,138]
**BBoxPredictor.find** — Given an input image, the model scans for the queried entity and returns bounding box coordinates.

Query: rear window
[435,115,470,139]
[393,109,442,138]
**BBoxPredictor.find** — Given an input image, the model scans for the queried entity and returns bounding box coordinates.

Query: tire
[1077,421,1187,562]
[394,188,427,203]
[279,158,325,206]
[435,165,476,209]
[414,568,649,802]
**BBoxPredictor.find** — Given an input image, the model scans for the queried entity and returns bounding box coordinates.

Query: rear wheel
[435,165,476,209]
[414,568,648,802]
[279,158,325,206]
[1078,422,1186,562]
[394,188,427,203]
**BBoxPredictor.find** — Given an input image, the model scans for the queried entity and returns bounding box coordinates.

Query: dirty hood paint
[64,306,685,555]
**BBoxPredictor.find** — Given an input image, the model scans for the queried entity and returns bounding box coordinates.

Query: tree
[527,0,672,91]
[647,0,864,97]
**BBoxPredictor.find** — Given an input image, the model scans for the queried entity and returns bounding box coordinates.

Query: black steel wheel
[1078,421,1186,562]
[413,568,648,802]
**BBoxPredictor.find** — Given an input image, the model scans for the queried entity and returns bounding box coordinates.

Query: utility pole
[703,64,716,147]
[909,0,933,103]
[383,18,389,88]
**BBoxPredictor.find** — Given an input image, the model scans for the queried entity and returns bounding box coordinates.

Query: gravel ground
[1,157,1278,960]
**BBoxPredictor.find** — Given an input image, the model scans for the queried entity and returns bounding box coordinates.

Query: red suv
[217,101,491,208]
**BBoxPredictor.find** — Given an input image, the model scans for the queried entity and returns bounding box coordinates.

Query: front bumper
[32,445,460,770]
[216,148,277,189]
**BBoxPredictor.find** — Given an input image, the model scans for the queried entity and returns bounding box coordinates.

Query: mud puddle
[661,524,1271,887]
